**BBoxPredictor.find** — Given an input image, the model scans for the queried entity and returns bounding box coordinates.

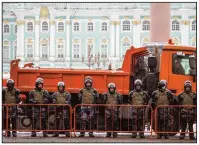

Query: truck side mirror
[190,69,196,76]
[148,56,157,69]
[189,55,196,69]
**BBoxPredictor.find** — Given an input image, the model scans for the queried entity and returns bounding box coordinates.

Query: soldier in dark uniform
[52,81,71,137]
[151,80,174,139]
[2,79,20,137]
[29,78,51,137]
[78,76,99,137]
[128,79,148,138]
[178,80,196,140]
[102,83,123,138]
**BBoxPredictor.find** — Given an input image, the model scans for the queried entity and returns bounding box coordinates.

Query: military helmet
[158,80,167,90]
[7,79,15,87]
[57,81,65,91]
[35,78,43,88]
[108,83,116,93]
[84,76,93,88]
[134,79,142,86]
[35,78,43,84]
[184,80,192,88]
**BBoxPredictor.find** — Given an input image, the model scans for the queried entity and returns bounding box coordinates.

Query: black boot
[43,132,48,137]
[79,132,85,137]
[6,131,11,137]
[164,135,169,139]
[89,132,95,137]
[52,132,59,137]
[179,134,185,139]
[139,134,145,138]
[12,132,17,137]
[31,132,37,137]
[157,134,162,139]
[113,132,118,138]
[65,132,70,137]
[132,133,137,138]
[106,132,111,137]
[190,136,196,140]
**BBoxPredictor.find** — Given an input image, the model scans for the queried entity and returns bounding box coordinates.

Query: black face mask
[109,88,115,94]
[7,84,13,90]
[185,86,191,92]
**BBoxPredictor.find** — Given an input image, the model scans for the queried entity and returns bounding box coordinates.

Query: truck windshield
[172,54,191,75]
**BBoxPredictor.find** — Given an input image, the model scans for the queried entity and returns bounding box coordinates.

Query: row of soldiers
[3,77,196,139]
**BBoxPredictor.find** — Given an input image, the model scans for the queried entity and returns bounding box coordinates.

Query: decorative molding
[3,20,9,24]
[40,39,49,44]
[73,39,80,43]
[73,17,78,22]
[88,18,93,22]
[143,16,149,20]
[66,20,71,24]
[3,40,10,45]
[124,16,129,20]
[57,38,63,43]
[181,20,190,25]
[115,21,120,25]
[35,20,40,25]
[132,20,140,25]
[40,6,49,18]
[50,20,55,25]
[123,37,130,43]
[173,16,180,20]
[193,16,196,20]
[16,20,25,25]
[101,38,108,43]
[27,38,33,43]
[57,18,63,22]
[87,38,94,43]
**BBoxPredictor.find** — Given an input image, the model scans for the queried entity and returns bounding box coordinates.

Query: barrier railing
[2,104,73,137]
[154,105,197,135]
[73,104,153,137]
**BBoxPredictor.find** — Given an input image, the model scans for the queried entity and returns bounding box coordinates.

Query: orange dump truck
[4,43,196,97]
[3,41,196,134]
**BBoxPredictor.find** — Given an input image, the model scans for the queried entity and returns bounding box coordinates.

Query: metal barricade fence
[73,104,153,137]
[2,104,73,137]
[154,105,197,135]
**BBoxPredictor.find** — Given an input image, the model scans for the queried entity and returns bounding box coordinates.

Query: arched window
[73,39,80,58]
[192,37,196,46]
[15,25,17,33]
[88,22,93,31]
[58,22,64,32]
[26,38,33,58]
[4,24,9,33]
[142,20,150,31]
[57,38,64,58]
[123,21,130,31]
[42,43,48,59]
[87,38,94,57]
[27,22,33,31]
[192,20,196,31]
[172,37,180,45]
[172,20,180,31]
[74,22,79,31]
[3,40,9,59]
[100,38,108,58]
[101,22,107,31]
[42,21,48,31]
[122,37,131,57]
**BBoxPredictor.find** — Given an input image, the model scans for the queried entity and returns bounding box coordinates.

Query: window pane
[172,54,191,75]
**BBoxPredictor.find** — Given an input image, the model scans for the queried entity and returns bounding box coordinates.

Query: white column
[66,16,71,62]
[115,20,120,58]
[133,15,141,47]
[181,14,189,46]
[34,15,40,61]
[16,18,21,59]
[49,16,55,61]
[110,20,115,57]
[17,16,25,61]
